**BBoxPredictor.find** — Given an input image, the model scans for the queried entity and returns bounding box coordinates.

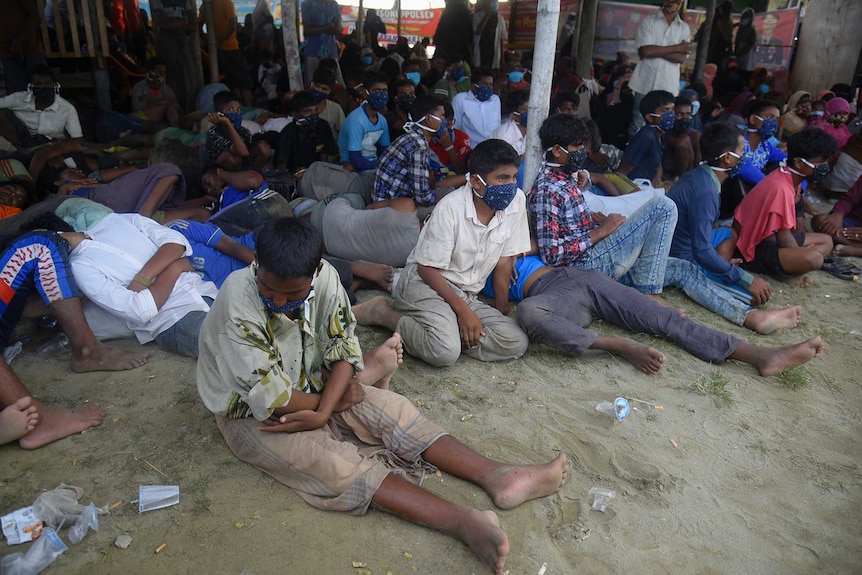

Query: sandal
[821,257,861,281]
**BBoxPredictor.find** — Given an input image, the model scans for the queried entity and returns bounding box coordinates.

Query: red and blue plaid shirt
[528,166,596,266]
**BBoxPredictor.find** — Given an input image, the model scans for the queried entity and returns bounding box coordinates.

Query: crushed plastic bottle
[3,341,23,364]
[37,334,70,357]
[595,397,630,421]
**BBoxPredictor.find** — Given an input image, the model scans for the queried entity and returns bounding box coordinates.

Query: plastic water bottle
[595,397,630,421]
[37,333,71,356]
[2,341,22,364]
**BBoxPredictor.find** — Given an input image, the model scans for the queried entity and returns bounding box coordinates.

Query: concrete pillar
[792,0,862,94]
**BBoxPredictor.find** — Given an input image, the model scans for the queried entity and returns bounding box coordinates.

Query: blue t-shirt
[339,104,391,164]
[481,255,546,302]
[300,0,340,58]
[738,133,787,186]
[166,220,255,287]
[624,126,663,181]
[667,165,750,287]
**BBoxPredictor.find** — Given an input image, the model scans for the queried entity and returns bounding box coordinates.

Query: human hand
[456,308,485,350]
[818,212,844,237]
[206,112,230,126]
[598,213,626,237]
[592,211,607,225]
[334,381,365,412]
[589,151,609,169]
[678,41,692,54]
[259,409,327,433]
[841,227,862,242]
[747,276,772,306]
[576,170,590,189]
[437,128,453,148]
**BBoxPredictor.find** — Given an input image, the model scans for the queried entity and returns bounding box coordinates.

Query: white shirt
[70,213,219,343]
[407,184,531,294]
[489,118,526,156]
[0,92,82,140]
[452,90,501,145]
[627,10,690,96]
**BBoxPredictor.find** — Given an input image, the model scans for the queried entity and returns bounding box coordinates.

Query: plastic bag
[31,484,108,530]
[0,528,67,575]
[67,504,99,545]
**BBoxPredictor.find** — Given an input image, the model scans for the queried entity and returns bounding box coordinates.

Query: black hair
[199,163,224,186]
[553,90,580,109]
[639,90,675,117]
[443,101,454,119]
[539,114,591,150]
[19,212,74,234]
[690,82,708,100]
[362,70,389,90]
[401,59,421,73]
[583,118,602,152]
[467,139,519,178]
[674,95,692,108]
[311,65,336,86]
[255,217,323,279]
[318,58,339,73]
[700,122,743,165]
[29,65,55,81]
[786,127,838,162]
[504,89,530,115]
[146,57,167,71]
[213,90,239,112]
[392,78,415,94]
[471,66,494,85]
[830,83,853,101]
[744,99,780,119]
[379,59,401,83]
[290,91,317,113]
[409,95,445,122]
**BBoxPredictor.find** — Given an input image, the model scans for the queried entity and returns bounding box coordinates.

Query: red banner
[341,6,443,45]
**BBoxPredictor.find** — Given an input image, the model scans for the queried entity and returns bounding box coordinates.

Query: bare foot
[754,336,823,377]
[457,509,510,575]
[645,294,685,317]
[617,340,667,374]
[359,333,403,389]
[352,261,396,292]
[18,402,106,449]
[781,274,814,287]
[743,306,802,335]
[0,397,39,445]
[353,295,396,327]
[483,452,568,510]
[71,343,150,373]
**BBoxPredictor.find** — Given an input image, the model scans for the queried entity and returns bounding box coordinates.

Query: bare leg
[833,243,862,257]
[727,336,823,376]
[776,246,825,285]
[350,261,395,291]
[357,333,403,389]
[422,436,567,510]
[0,397,38,445]
[50,298,150,372]
[137,175,181,218]
[0,358,105,449]
[372,474,510,575]
[352,295,403,331]
[802,232,834,256]
[591,335,667,374]
[742,305,802,335]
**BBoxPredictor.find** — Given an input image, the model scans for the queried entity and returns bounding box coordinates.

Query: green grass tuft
[775,366,811,390]
[688,370,735,407]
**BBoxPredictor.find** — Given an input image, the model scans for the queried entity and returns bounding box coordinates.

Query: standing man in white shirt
[0,65,82,149]
[627,0,691,135]
[452,67,501,146]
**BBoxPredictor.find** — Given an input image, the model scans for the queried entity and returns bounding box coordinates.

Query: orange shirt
[204,0,239,51]
[0,205,23,219]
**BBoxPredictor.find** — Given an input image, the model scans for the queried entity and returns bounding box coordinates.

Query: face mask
[753,115,778,138]
[406,72,421,86]
[679,80,687,92]
[224,111,243,130]
[691,100,701,116]
[474,84,494,102]
[396,94,416,111]
[508,71,524,84]
[435,116,448,138]
[29,84,57,102]
[296,113,319,129]
[368,91,389,111]
[515,110,528,127]
[809,110,825,118]
[650,110,676,132]
[362,55,373,66]
[309,87,329,102]
[741,17,751,26]
[147,72,166,85]
[672,118,692,133]
[490,2,499,11]
[473,174,517,211]
[758,83,770,94]
[800,158,830,183]
[711,151,741,178]
[260,291,308,314]
[450,66,465,82]
[545,146,588,174]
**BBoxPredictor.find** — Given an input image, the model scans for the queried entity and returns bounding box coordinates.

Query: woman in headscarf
[779,90,811,141]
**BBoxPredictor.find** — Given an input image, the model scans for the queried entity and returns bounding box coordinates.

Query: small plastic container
[588,487,616,512]
[595,397,630,421]
[138,485,180,513]
[37,333,70,357]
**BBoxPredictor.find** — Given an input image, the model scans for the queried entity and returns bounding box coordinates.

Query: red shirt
[734,166,798,262]
[429,128,471,166]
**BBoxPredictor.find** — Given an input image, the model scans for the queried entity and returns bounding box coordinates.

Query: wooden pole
[523,0,560,195]
[693,0,716,83]
[281,0,304,90]
[397,0,402,38]
[357,0,364,45]
[203,0,220,83]
[575,0,597,78]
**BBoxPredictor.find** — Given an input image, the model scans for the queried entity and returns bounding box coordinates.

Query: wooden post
[203,0,219,83]
[281,0,304,91]
[397,0,402,38]
[523,0,560,195]
[575,0,597,78]
[693,0,716,83]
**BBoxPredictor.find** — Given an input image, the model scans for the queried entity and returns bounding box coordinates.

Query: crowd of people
[1,0,861,572]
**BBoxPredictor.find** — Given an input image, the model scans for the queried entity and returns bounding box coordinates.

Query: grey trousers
[518,267,740,364]
[393,263,529,367]
[299,161,375,203]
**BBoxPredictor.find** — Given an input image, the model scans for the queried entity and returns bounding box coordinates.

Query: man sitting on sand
[196,217,567,575]
[0,231,149,448]
[480,252,822,376]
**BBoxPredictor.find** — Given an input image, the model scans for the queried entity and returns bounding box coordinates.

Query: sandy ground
[1,235,861,574]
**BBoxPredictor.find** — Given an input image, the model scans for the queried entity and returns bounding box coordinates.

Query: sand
[1,257,861,575]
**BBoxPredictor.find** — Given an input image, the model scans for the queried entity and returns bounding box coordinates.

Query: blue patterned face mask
[474,84,494,102]
[472,173,518,211]
[224,111,243,130]
[260,292,307,314]
[649,109,676,132]
[711,151,742,178]
[368,91,389,111]
[309,86,329,102]
[450,66,465,82]
[516,110,529,127]
[753,115,778,138]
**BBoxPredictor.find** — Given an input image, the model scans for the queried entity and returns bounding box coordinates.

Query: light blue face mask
[508,71,525,84]
[406,72,421,86]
